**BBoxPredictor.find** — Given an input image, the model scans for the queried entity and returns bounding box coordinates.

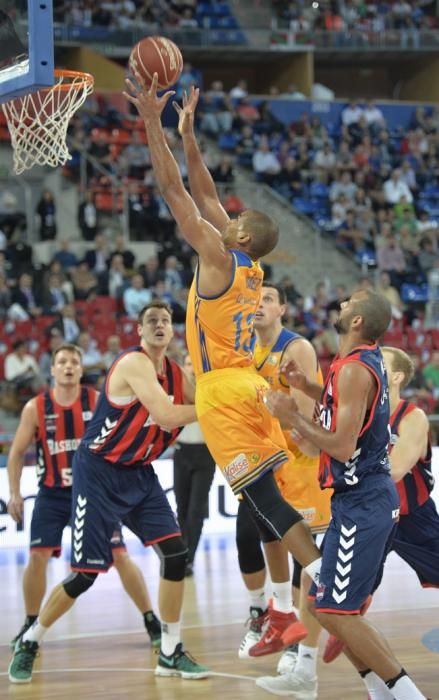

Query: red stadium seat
[91,317,117,336]
[381,330,405,348]
[88,296,118,316]
[432,329,439,350]
[405,328,432,352]
[35,315,56,335]
[110,129,131,145]
[119,316,137,334]
[6,320,33,339]
[74,300,89,318]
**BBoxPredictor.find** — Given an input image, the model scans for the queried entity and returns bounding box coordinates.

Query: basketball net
[2,69,94,175]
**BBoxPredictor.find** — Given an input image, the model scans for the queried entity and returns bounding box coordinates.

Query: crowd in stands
[1,69,438,419]
[0,207,438,417]
[272,0,438,34]
[48,0,238,32]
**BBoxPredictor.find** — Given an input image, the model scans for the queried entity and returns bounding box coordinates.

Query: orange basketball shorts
[195,367,293,494]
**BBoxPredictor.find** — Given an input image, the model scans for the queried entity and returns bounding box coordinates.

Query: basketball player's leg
[184,446,216,569]
[236,498,269,657]
[125,466,208,678]
[391,499,439,587]
[9,450,119,683]
[198,382,322,572]
[111,530,161,647]
[311,482,427,699]
[242,470,321,574]
[11,489,72,647]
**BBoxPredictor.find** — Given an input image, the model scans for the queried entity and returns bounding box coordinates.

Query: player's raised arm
[118,352,197,430]
[7,399,38,522]
[389,408,429,482]
[124,75,230,270]
[173,87,230,232]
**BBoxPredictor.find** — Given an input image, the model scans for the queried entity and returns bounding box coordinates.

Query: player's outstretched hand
[7,493,24,523]
[123,73,175,123]
[173,86,200,137]
[264,390,298,429]
[280,358,307,392]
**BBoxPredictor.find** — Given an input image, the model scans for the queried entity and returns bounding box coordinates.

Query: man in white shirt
[383,169,414,205]
[363,99,385,129]
[252,136,281,185]
[5,340,45,395]
[123,273,152,318]
[341,100,363,127]
[313,142,336,171]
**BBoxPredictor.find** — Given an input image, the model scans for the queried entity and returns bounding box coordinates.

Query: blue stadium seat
[309,182,329,199]
[218,132,238,150]
[292,197,318,216]
[355,250,377,267]
[400,283,429,303]
[421,183,439,199]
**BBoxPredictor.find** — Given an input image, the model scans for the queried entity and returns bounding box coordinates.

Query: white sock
[22,619,47,645]
[294,644,318,679]
[361,671,394,699]
[388,673,427,700]
[272,581,294,613]
[160,620,181,656]
[249,586,267,611]
[304,557,322,585]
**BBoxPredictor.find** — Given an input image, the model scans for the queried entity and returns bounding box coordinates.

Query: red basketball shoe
[248,608,308,657]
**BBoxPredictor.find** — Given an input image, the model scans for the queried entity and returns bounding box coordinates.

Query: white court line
[0,618,246,647]
[2,602,436,649]
[0,667,257,682]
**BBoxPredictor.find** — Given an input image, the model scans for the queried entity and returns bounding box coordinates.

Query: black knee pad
[236,499,266,574]
[154,536,187,581]
[242,470,303,540]
[63,571,98,599]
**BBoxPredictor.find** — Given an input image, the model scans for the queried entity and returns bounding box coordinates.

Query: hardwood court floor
[0,534,437,699]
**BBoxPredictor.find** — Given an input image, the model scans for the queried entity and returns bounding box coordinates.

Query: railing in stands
[73,140,130,237]
[13,19,439,52]
[270,28,439,51]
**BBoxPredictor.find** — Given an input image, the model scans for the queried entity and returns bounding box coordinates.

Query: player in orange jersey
[125,77,322,653]
[237,284,331,670]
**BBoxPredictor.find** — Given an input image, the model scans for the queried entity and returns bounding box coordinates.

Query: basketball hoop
[2,69,94,175]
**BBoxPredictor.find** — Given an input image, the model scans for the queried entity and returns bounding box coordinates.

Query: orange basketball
[129,36,183,91]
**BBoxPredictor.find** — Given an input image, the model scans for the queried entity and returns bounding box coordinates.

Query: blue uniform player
[260,290,428,700]
[323,345,439,674]
[9,303,209,684]
[7,343,161,651]
[383,346,439,589]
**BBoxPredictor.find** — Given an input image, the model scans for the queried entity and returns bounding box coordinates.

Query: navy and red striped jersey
[36,386,97,488]
[390,400,433,515]
[82,347,184,466]
[319,343,391,493]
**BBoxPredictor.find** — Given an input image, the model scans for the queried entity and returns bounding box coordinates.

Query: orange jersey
[186,250,263,378]
[254,328,332,533]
